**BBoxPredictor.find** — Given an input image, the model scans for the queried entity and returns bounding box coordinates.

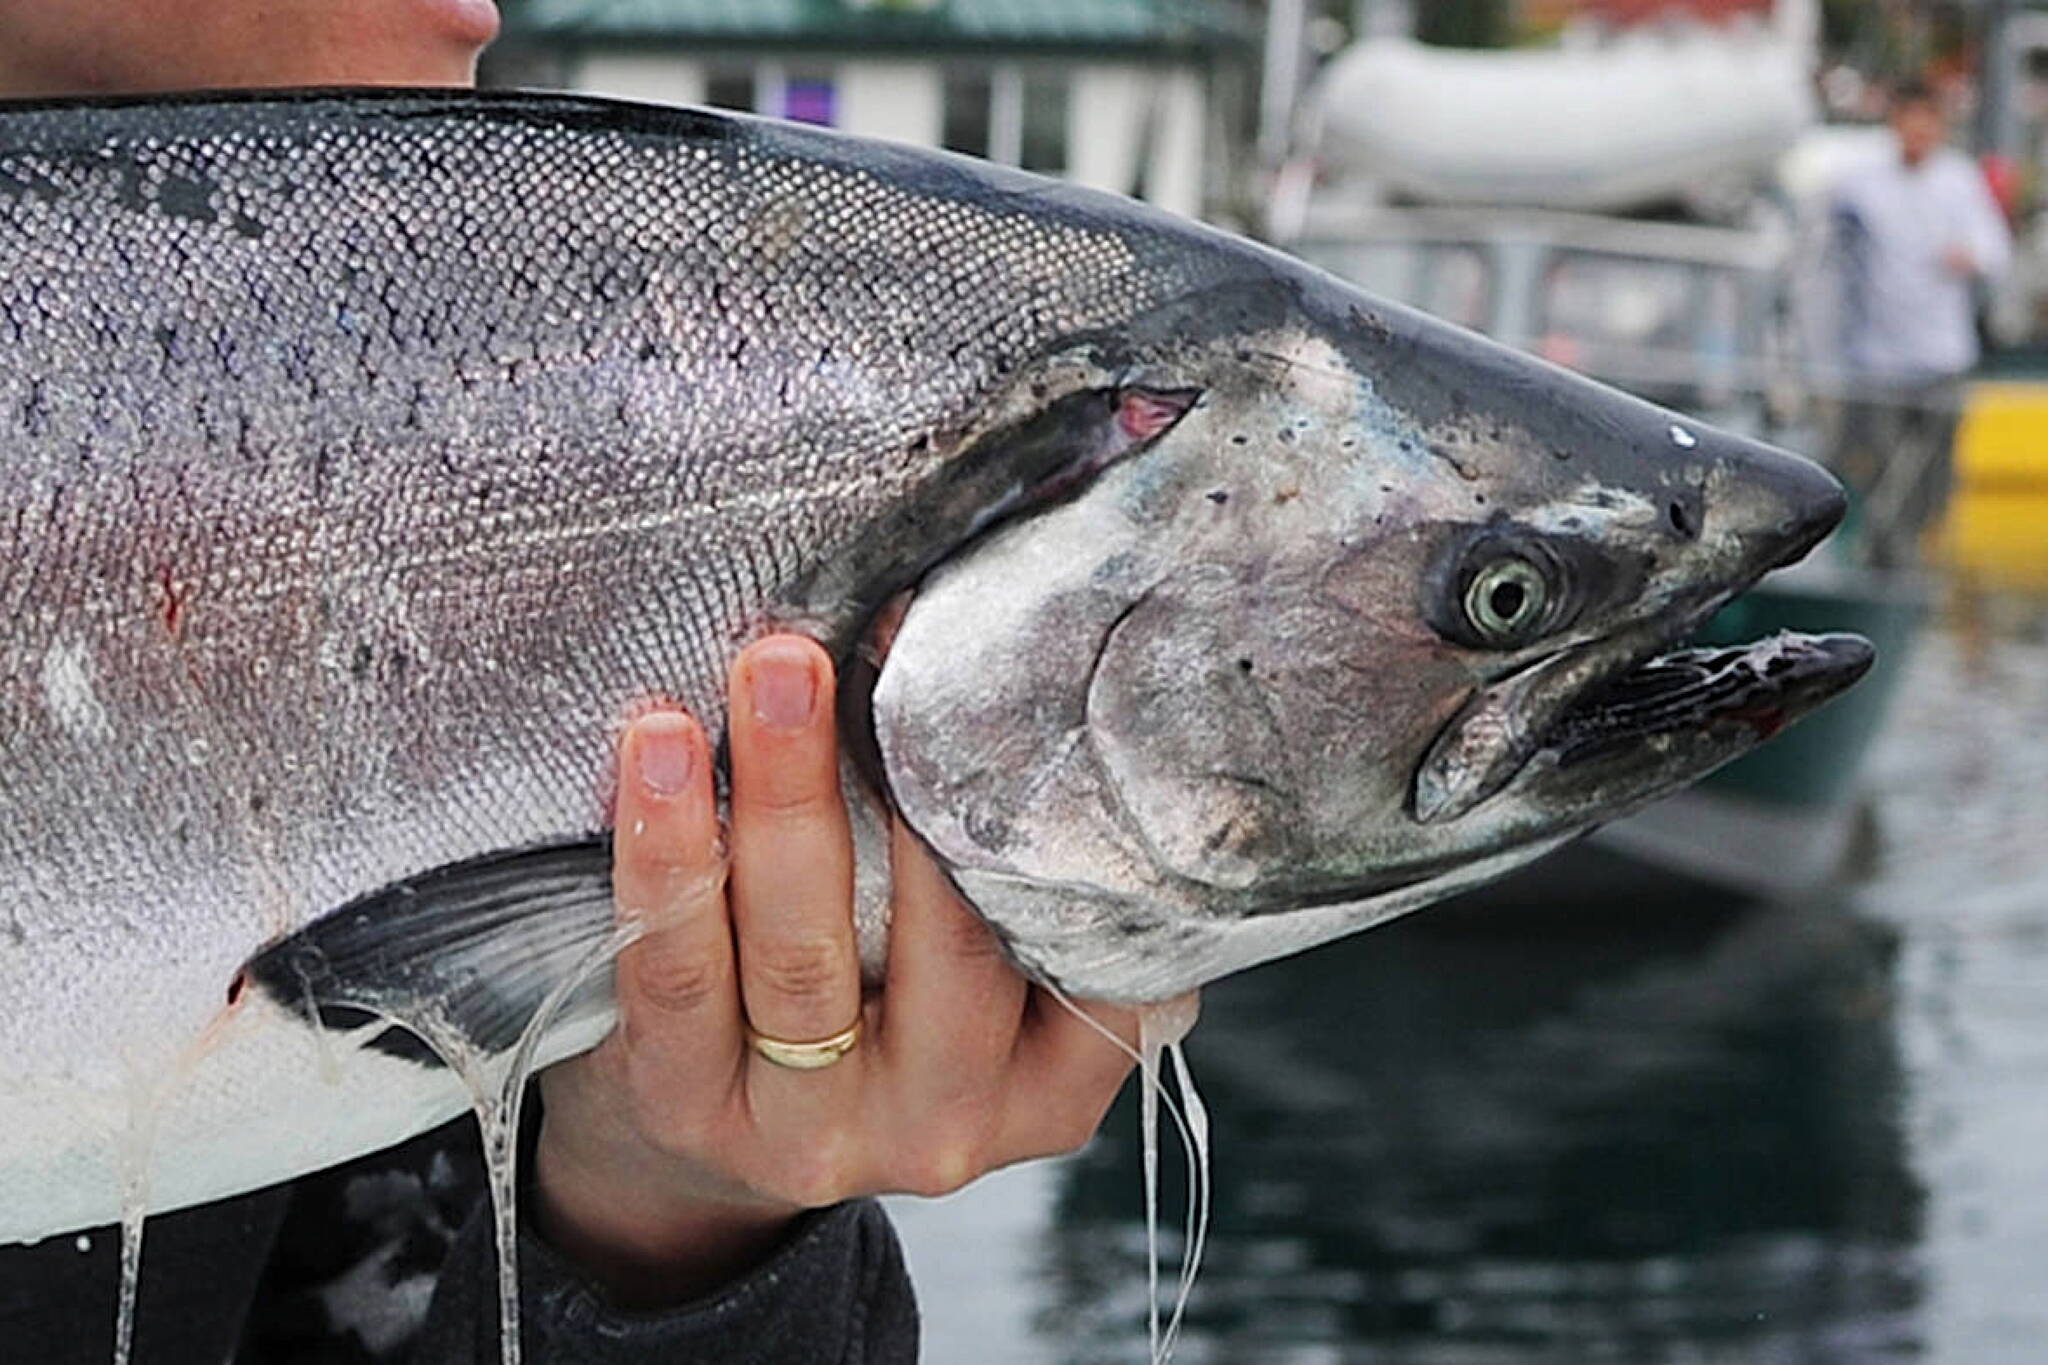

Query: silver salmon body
[0,90,1866,1243]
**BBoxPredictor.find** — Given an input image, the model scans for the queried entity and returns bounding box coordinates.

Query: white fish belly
[0,992,611,1244]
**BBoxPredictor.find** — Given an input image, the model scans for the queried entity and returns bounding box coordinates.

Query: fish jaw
[946,836,1576,1005]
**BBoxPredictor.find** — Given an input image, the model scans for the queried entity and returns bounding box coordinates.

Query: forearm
[1962,175,2014,279]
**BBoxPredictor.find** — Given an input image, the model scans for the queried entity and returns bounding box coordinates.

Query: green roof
[502,0,1255,55]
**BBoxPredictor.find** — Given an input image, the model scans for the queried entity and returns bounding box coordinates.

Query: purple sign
[784,79,836,127]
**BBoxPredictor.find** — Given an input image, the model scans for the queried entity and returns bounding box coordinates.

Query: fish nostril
[1667,495,1701,541]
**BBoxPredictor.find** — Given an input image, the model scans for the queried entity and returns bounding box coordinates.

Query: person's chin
[418,0,502,47]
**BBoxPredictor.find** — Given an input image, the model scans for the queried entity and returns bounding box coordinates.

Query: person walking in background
[1829,77,2012,568]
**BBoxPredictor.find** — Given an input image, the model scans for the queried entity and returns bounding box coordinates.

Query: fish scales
[0,94,1199,1034]
[0,91,1220,1235]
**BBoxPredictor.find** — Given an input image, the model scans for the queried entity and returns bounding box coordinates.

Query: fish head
[869,264,1867,1003]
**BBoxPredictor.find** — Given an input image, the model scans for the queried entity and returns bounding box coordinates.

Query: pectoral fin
[244,840,618,1069]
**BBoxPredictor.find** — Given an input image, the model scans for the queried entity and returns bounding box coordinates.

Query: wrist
[533,1115,802,1308]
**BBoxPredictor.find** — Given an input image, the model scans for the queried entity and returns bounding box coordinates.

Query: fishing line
[111,1018,240,1365]
[288,913,640,1365]
[482,918,644,1365]
[110,1084,157,1365]
[1162,1039,1210,1360]
[1041,984,1211,1365]
[286,998,519,1365]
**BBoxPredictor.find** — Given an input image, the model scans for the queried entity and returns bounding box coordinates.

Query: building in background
[487,0,1257,222]
[1523,0,1775,26]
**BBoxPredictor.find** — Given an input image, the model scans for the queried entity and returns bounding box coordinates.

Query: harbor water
[891,619,2048,1363]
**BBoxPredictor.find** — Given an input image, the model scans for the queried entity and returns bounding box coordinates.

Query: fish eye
[1463,556,1549,644]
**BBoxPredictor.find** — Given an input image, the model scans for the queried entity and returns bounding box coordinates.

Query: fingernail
[637,715,696,796]
[750,644,818,730]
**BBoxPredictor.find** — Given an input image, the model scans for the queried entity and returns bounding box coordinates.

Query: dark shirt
[0,1116,918,1364]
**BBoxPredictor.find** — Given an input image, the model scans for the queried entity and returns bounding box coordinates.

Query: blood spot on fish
[1732,704,1787,739]
[155,566,188,635]
[225,973,246,1007]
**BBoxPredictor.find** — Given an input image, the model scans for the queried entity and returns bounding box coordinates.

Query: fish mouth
[1540,630,1873,766]
[1414,619,1875,824]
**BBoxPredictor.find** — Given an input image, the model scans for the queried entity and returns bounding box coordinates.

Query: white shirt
[1831,142,2013,381]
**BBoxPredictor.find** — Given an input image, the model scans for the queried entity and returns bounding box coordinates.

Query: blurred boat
[1309,29,1813,220]
[1288,205,1924,896]
[1597,559,1923,894]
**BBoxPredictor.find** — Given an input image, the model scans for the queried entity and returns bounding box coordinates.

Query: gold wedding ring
[747,1017,862,1071]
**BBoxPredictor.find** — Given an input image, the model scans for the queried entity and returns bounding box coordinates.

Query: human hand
[534,635,1164,1307]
